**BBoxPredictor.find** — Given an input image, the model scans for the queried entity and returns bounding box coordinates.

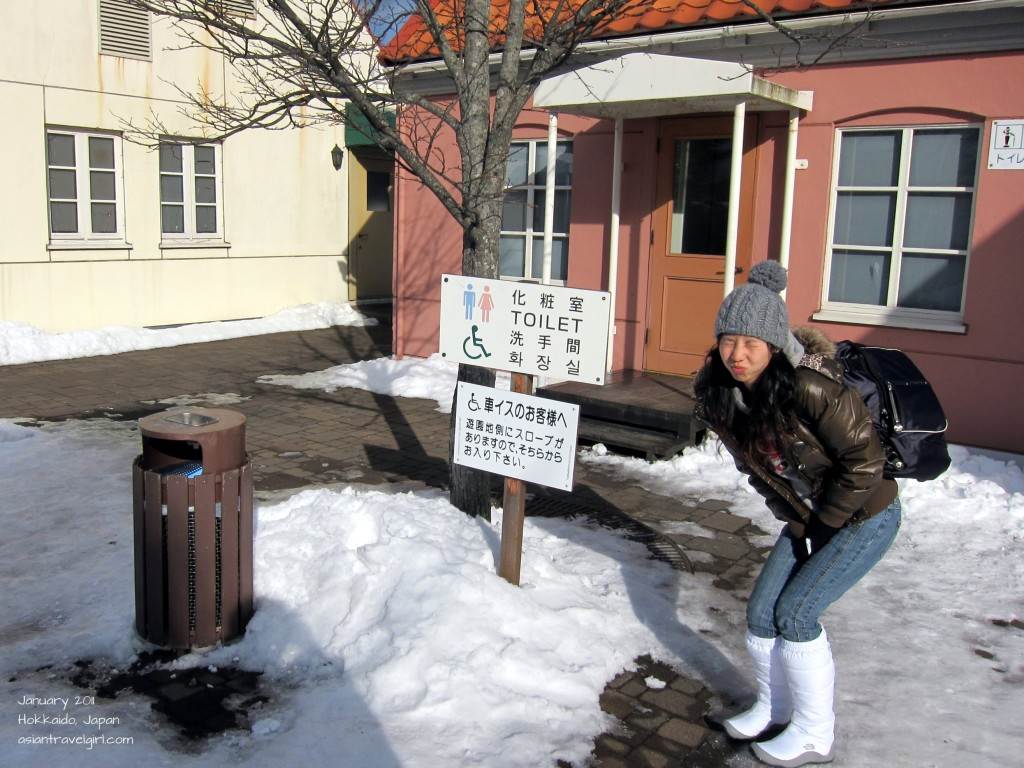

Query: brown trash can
[132,407,254,650]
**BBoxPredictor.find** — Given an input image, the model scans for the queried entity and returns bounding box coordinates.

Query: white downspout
[724,101,746,296]
[778,109,799,299]
[542,112,557,284]
[606,117,623,377]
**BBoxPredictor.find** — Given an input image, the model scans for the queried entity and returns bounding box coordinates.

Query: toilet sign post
[440,274,610,585]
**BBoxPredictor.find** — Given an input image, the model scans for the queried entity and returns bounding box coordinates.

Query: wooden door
[644,116,758,376]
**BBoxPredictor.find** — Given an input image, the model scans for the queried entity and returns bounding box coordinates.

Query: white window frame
[159,141,225,245]
[816,124,981,334]
[46,129,127,246]
[500,139,572,285]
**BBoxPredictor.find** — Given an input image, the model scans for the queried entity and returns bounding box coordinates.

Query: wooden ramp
[536,370,702,460]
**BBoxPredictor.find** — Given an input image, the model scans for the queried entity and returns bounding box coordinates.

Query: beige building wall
[0,4,352,331]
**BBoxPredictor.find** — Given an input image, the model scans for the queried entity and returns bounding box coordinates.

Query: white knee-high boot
[723,632,792,740]
[752,628,835,767]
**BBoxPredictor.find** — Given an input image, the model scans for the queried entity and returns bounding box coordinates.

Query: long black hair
[694,343,798,456]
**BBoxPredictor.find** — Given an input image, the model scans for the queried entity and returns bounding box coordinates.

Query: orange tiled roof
[380,0,894,62]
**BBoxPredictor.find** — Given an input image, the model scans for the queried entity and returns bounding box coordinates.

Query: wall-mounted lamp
[331,144,344,170]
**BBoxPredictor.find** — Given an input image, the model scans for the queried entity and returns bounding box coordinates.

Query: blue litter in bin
[159,462,204,478]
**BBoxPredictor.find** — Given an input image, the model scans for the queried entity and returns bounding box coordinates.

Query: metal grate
[219,0,256,18]
[527,496,694,573]
[98,0,151,60]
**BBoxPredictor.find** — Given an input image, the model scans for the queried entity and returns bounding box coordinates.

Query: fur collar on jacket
[792,326,842,383]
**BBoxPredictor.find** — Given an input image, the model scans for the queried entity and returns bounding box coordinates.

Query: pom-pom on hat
[715,261,803,365]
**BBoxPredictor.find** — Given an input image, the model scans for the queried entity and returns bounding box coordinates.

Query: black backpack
[834,341,951,481]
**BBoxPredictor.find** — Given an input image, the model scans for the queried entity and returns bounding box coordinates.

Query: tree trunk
[448,362,497,518]
[448,204,501,518]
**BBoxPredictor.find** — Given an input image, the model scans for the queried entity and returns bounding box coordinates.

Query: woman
[695,261,900,768]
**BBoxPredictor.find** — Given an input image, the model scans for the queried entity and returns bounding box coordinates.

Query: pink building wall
[766,52,1024,452]
[393,50,1024,452]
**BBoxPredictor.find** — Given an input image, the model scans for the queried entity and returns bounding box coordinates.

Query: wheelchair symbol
[463,325,491,360]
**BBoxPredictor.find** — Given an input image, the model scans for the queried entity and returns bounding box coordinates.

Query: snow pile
[0,420,36,443]
[0,418,717,768]
[260,353,510,413]
[1,417,1021,767]
[0,303,375,366]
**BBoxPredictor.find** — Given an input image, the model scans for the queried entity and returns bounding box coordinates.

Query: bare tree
[128,0,862,517]
[127,0,661,517]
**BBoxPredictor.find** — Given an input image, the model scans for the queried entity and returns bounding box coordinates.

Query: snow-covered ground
[259,352,510,412]
[0,303,374,366]
[0,325,1021,767]
[1,419,1021,766]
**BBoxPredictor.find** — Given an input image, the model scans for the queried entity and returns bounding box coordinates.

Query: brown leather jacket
[695,328,898,537]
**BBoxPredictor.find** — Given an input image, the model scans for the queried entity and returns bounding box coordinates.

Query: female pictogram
[478,286,495,322]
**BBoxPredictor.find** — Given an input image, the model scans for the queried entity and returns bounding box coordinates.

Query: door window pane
[532,189,570,233]
[671,138,730,255]
[162,205,185,233]
[48,169,76,199]
[909,129,978,187]
[833,192,895,247]
[828,249,890,305]
[904,193,972,250]
[88,137,115,169]
[531,238,567,281]
[366,170,390,211]
[499,236,525,277]
[47,134,75,166]
[501,190,527,231]
[838,131,900,186]
[90,171,116,201]
[897,253,966,311]
[50,202,78,233]
[91,203,117,233]
[505,144,528,187]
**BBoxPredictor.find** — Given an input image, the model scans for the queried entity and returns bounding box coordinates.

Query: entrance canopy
[532,52,813,376]
[533,52,812,117]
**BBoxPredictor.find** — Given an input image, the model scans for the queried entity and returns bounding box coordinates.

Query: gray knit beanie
[715,261,804,366]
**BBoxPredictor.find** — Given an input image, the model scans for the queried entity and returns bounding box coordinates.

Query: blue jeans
[747,498,902,642]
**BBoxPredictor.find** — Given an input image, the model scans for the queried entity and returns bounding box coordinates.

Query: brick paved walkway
[0,308,771,767]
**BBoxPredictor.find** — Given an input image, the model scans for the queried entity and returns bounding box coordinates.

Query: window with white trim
[822,126,980,326]
[159,142,223,240]
[46,130,126,242]
[500,140,572,282]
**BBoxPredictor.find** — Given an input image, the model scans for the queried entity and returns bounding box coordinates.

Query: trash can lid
[138,407,246,440]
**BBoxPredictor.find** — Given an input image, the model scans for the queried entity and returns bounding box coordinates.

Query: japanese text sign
[989,120,1024,170]
[439,275,611,384]
[452,382,580,491]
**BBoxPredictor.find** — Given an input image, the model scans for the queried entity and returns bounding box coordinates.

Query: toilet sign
[989,120,1024,169]
[439,275,611,384]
